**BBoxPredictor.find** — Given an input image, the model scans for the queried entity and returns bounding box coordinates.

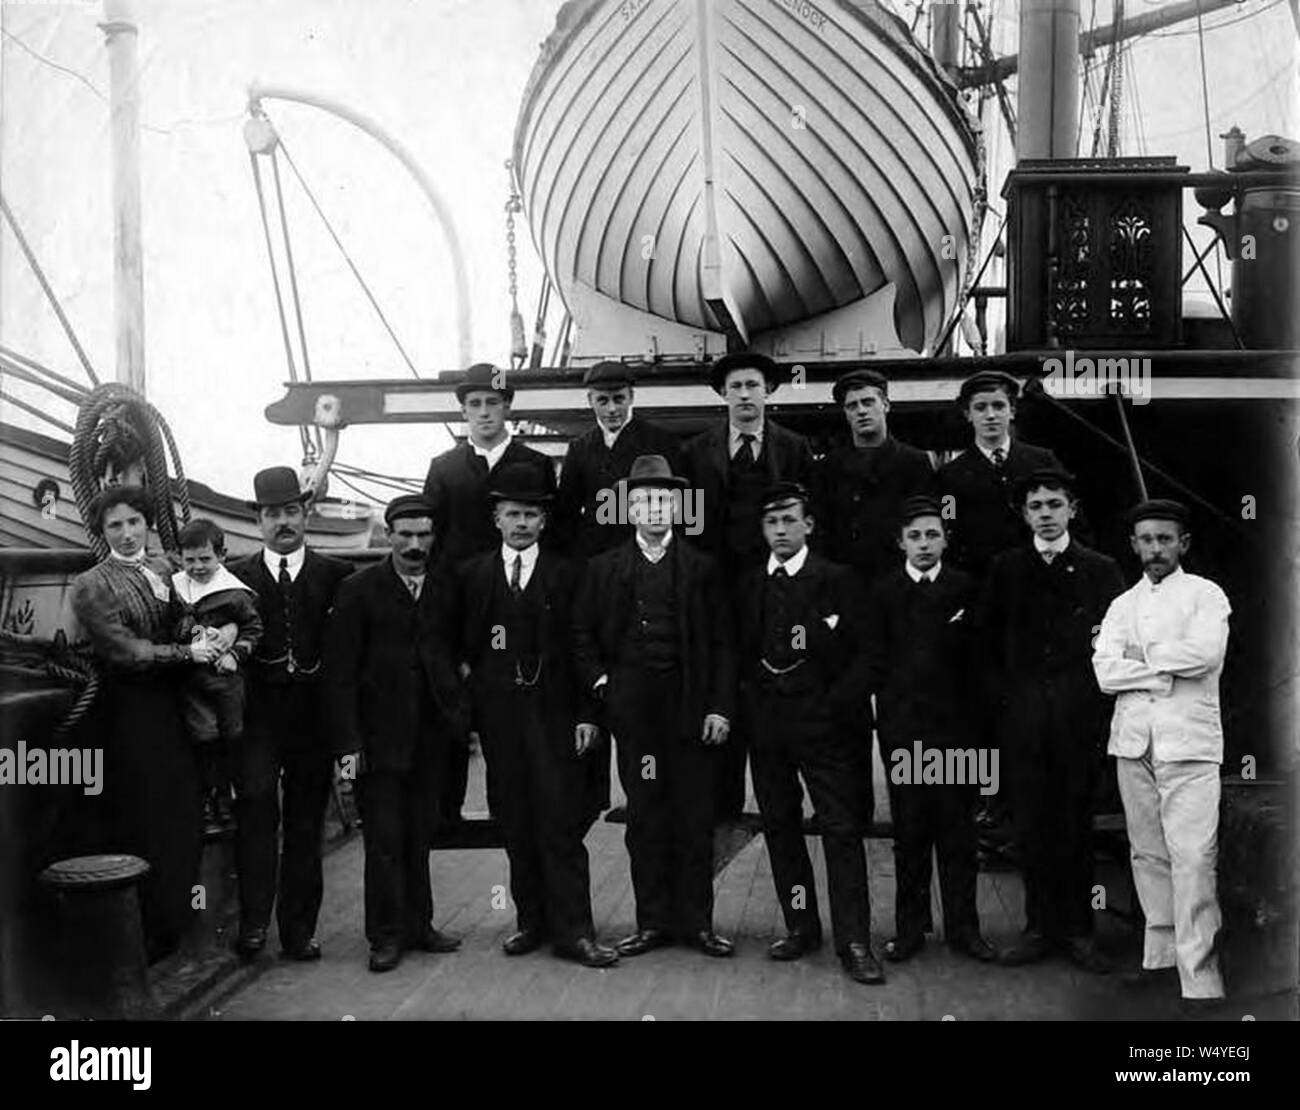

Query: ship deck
[188,748,1294,1022]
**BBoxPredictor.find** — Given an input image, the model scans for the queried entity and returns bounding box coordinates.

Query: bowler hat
[957,370,1020,407]
[1014,465,1078,505]
[760,481,812,514]
[898,495,944,528]
[384,494,436,526]
[622,454,688,492]
[454,362,515,404]
[488,463,555,505]
[1126,498,1190,530]
[246,466,312,512]
[833,369,889,406]
[710,351,781,395]
[583,361,637,388]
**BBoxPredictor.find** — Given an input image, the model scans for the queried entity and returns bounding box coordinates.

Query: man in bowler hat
[450,464,618,968]
[327,494,468,972]
[680,351,815,820]
[422,362,557,827]
[554,360,681,560]
[573,454,737,959]
[227,467,353,961]
[736,480,883,983]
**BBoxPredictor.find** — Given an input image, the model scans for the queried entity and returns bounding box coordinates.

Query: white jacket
[1092,567,1231,762]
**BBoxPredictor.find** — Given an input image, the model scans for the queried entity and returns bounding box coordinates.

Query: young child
[172,518,263,835]
[864,496,995,964]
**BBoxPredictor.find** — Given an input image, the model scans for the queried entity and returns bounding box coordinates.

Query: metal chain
[505,159,527,366]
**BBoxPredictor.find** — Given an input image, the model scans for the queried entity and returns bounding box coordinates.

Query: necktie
[510,553,523,596]
[771,565,788,579]
[918,574,933,587]
[991,446,1006,469]
[739,432,757,464]
[407,577,421,600]
[278,556,291,586]
[278,557,295,669]
[1042,549,1057,565]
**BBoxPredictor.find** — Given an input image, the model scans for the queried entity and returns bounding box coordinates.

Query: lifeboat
[513,0,980,357]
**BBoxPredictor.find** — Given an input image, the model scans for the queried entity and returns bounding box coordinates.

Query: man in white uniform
[1092,499,1230,1004]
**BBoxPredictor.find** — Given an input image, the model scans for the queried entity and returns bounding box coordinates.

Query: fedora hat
[246,466,312,512]
[622,454,688,492]
[454,362,515,404]
[488,463,555,505]
[710,351,781,395]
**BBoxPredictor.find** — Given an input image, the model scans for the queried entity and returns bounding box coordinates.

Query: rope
[0,629,102,741]
[270,148,314,383]
[69,384,191,560]
[506,159,527,369]
[1107,0,1125,158]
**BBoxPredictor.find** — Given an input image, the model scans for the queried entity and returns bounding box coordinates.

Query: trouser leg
[890,781,934,941]
[1118,754,1177,970]
[401,764,435,942]
[668,725,718,935]
[276,747,332,949]
[233,733,280,933]
[750,719,820,938]
[613,678,674,933]
[358,770,405,947]
[934,782,980,940]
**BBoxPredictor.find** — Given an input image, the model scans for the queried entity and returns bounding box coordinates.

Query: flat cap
[957,370,1020,407]
[833,369,889,405]
[897,495,944,527]
[454,362,515,404]
[384,494,436,526]
[583,361,637,388]
[1126,498,1190,529]
[1014,465,1078,504]
[760,480,812,513]
[710,351,781,395]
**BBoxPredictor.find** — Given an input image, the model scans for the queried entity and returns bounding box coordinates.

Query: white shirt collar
[635,529,673,561]
[108,548,147,565]
[975,436,1012,463]
[1033,532,1070,557]
[599,409,633,450]
[471,430,512,471]
[1140,564,1186,591]
[729,421,764,458]
[905,560,942,583]
[767,544,809,577]
[172,564,253,604]
[263,544,306,581]
[501,541,540,573]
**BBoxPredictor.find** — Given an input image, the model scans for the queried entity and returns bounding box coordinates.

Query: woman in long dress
[68,486,222,960]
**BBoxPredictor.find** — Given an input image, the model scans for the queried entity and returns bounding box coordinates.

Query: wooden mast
[100,0,146,395]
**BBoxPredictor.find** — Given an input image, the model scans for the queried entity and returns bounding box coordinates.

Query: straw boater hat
[246,466,312,512]
[488,463,555,505]
[709,351,782,395]
[454,362,515,404]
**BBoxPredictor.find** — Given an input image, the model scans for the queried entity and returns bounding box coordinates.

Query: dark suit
[735,551,873,952]
[974,539,1125,941]
[864,563,982,944]
[452,548,603,944]
[421,439,556,820]
[326,559,467,947]
[554,416,682,560]
[680,417,814,817]
[573,537,736,935]
[227,548,353,951]
[813,437,938,583]
[937,439,1062,579]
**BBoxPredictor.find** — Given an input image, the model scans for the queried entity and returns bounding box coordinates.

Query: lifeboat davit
[513,0,980,358]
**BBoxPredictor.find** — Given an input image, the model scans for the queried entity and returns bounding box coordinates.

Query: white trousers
[1117,754,1225,999]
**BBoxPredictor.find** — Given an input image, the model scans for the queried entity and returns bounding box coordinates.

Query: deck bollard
[38,854,157,1019]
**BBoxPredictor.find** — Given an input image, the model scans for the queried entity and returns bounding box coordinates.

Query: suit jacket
[422,440,557,569]
[679,417,814,566]
[554,416,682,559]
[863,564,978,748]
[974,539,1125,757]
[813,436,938,581]
[1092,568,1231,763]
[572,537,736,736]
[325,559,467,773]
[937,438,1062,577]
[734,551,871,728]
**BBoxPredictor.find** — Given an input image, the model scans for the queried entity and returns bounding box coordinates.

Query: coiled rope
[0,629,101,740]
[69,383,191,559]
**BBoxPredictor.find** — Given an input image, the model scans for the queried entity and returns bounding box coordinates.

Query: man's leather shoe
[615,928,675,957]
[554,937,619,968]
[996,931,1054,966]
[368,942,402,972]
[280,937,322,962]
[502,929,547,956]
[409,929,462,954]
[768,932,823,961]
[841,942,885,984]
[685,930,734,958]
[1061,936,1113,974]
[948,933,998,963]
[883,934,925,962]
[234,926,267,961]
[1121,966,1180,990]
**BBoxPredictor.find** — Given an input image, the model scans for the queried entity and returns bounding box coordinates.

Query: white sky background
[0,0,1296,504]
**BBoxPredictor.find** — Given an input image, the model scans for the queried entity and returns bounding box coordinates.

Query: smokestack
[1017,0,1081,160]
